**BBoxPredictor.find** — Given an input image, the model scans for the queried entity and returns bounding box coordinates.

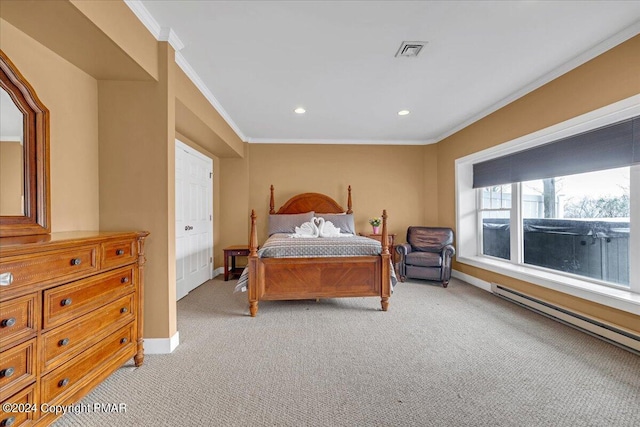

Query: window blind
[473,116,639,188]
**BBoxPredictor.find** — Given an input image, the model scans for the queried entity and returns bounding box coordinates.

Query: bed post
[248,209,259,316]
[346,185,353,214]
[249,210,258,256]
[381,210,389,255]
[380,209,390,312]
[269,185,275,214]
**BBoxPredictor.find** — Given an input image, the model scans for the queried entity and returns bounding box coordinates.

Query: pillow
[268,211,314,235]
[316,213,356,235]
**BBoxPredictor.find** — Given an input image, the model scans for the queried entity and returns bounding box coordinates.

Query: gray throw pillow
[268,211,315,235]
[317,213,356,235]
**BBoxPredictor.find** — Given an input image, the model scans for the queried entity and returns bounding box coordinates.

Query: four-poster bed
[242,185,393,317]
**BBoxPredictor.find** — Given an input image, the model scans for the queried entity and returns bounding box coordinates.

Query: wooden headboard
[269,185,353,214]
[250,185,387,257]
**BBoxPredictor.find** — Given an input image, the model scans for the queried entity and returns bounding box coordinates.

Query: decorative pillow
[268,211,314,235]
[317,213,356,235]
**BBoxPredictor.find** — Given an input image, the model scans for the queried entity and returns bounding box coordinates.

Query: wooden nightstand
[223,245,250,281]
[360,233,397,266]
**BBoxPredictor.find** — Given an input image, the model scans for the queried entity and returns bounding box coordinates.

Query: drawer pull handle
[116,249,125,256]
[1,416,16,427]
[0,367,15,378]
[60,298,73,307]
[120,338,128,344]
[121,277,129,284]
[0,272,13,286]
[120,307,128,314]
[58,378,70,387]
[0,318,16,328]
[70,258,82,266]
[59,338,70,346]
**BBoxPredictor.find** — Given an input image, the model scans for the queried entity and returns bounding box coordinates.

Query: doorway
[175,139,213,300]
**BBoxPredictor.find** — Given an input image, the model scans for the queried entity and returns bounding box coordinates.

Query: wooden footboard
[247,208,391,317]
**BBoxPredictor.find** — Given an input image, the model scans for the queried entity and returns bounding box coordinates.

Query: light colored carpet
[53,277,639,426]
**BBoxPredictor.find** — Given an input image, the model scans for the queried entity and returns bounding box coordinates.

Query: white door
[175,140,213,300]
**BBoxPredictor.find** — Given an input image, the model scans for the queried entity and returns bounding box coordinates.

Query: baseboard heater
[491,283,640,355]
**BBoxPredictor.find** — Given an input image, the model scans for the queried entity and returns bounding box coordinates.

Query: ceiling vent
[395,41,427,58]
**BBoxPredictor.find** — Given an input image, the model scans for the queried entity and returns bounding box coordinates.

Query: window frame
[455,95,640,315]
[476,184,515,262]
[478,179,631,291]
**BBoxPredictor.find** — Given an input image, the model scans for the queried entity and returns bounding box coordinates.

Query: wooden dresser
[0,231,148,426]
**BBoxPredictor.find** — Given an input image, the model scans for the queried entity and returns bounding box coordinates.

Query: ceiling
[131,1,640,145]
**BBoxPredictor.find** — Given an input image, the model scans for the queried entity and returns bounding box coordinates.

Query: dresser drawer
[0,339,36,399]
[0,245,98,293]
[0,383,38,427]
[101,239,137,270]
[0,294,37,350]
[41,323,134,404]
[41,294,134,373]
[43,266,135,329]
[229,249,249,257]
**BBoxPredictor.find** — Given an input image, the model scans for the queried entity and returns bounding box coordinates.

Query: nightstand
[223,245,250,281]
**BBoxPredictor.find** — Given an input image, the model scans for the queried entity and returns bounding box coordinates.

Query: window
[455,95,640,314]
[479,185,511,260]
[478,167,630,288]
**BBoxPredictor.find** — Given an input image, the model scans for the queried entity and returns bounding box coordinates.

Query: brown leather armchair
[396,227,456,287]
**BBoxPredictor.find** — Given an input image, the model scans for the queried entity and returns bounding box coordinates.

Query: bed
[237,185,394,317]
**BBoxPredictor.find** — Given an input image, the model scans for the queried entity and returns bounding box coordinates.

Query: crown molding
[124,0,161,39]
[125,1,639,147]
[433,20,640,145]
[246,137,436,146]
[173,52,247,141]
[125,0,247,141]
[159,27,184,51]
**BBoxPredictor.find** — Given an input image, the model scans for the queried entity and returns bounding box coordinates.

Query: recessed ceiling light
[294,107,306,114]
[398,110,410,116]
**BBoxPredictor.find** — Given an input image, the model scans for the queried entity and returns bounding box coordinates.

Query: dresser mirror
[0,49,50,237]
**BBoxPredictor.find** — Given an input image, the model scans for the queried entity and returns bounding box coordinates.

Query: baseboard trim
[213,266,224,278]
[144,331,180,354]
[492,283,640,354]
[452,269,492,292]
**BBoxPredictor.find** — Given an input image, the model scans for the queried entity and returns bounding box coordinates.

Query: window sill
[457,255,640,315]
